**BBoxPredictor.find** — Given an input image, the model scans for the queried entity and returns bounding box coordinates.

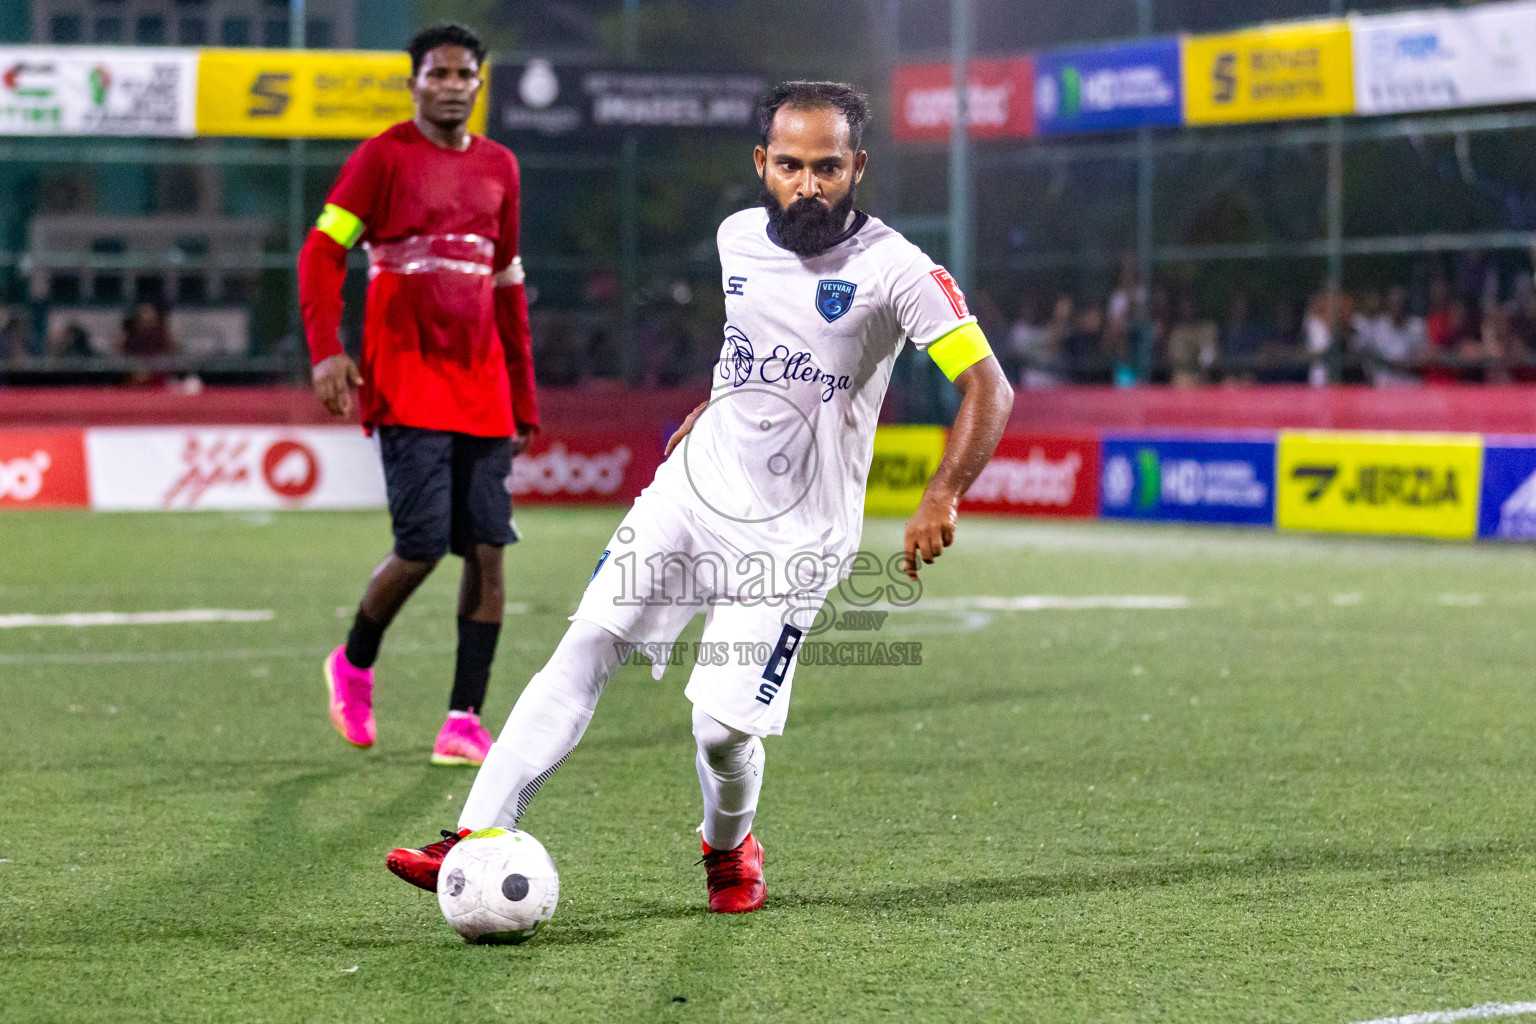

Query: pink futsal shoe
[701,833,766,914]
[323,645,376,748]
[431,713,494,766]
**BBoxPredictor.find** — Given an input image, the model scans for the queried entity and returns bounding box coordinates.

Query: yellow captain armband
[315,203,364,249]
[926,321,993,381]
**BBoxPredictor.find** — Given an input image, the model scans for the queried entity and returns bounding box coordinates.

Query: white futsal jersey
[646,207,979,577]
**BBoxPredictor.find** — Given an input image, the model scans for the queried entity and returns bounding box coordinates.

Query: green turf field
[3,508,1535,1024]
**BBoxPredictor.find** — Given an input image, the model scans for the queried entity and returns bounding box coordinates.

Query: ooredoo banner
[1182,19,1355,126]
[0,429,90,508]
[0,47,197,136]
[891,57,1035,143]
[1034,38,1183,136]
[84,427,386,511]
[961,434,1099,518]
[1352,1,1536,115]
[1276,430,1483,540]
[1101,434,1276,525]
[511,430,663,505]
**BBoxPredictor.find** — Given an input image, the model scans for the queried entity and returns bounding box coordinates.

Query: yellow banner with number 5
[194,49,488,138]
[1276,431,1483,540]
[1182,19,1355,126]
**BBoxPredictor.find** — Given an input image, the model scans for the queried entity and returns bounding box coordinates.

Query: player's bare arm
[903,355,1014,580]
[664,400,710,457]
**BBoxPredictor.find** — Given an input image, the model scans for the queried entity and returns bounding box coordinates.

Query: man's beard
[761,179,857,257]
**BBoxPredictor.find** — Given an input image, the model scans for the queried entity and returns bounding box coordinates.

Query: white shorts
[572,491,828,737]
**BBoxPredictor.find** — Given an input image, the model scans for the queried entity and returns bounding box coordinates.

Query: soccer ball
[436,828,559,944]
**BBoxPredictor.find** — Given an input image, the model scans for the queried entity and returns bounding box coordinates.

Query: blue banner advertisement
[1102,435,1277,525]
[1034,38,1183,136]
[1478,442,1536,540]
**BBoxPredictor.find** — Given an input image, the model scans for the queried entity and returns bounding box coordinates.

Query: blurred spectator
[1105,257,1143,386]
[1427,298,1480,383]
[1063,301,1105,383]
[1303,288,1351,388]
[121,303,175,385]
[1166,295,1217,388]
[1218,292,1265,384]
[1506,275,1536,381]
[1008,296,1065,388]
[56,323,94,359]
[1354,286,1426,387]
[535,316,582,386]
[0,306,26,363]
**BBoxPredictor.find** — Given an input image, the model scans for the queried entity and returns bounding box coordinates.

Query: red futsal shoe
[386,828,471,892]
[700,833,766,914]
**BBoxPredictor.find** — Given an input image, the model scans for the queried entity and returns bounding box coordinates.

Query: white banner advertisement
[0,46,197,136]
[1352,1,1536,114]
[85,427,386,511]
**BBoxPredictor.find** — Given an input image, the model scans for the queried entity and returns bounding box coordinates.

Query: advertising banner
[961,433,1100,518]
[865,425,947,517]
[891,57,1035,143]
[84,427,386,511]
[511,430,663,505]
[195,49,487,138]
[0,47,196,136]
[1183,19,1355,125]
[1035,38,1183,136]
[1352,1,1536,115]
[1101,434,1277,525]
[492,60,764,138]
[1478,441,1536,540]
[0,429,90,508]
[1276,430,1482,539]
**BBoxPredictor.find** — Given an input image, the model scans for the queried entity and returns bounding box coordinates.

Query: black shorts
[378,426,517,562]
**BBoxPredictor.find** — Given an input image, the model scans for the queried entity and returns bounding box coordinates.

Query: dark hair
[758,81,869,150]
[406,24,487,76]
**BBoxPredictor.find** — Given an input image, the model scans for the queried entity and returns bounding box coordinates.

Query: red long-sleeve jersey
[298,120,539,437]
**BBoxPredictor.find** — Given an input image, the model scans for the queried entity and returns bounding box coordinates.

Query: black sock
[345,608,386,669]
[451,617,501,714]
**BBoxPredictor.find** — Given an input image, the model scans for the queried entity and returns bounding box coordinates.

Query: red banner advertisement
[0,429,90,508]
[960,433,1100,518]
[510,430,664,505]
[892,57,1036,143]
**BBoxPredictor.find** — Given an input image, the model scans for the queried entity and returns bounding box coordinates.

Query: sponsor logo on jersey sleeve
[929,267,970,318]
[815,280,857,323]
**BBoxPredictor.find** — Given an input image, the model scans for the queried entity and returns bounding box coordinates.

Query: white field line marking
[0,643,456,667]
[1351,1001,1536,1024]
[0,609,274,629]
[886,596,1191,613]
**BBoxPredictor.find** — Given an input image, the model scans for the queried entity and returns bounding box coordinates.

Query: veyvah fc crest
[815,280,857,324]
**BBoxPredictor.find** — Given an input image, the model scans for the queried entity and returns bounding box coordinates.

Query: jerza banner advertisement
[492,60,764,138]
[1351,0,1536,115]
[1100,434,1276,525]
[194,49,488,138]
[891,57,1035,143]
[1182,19,1355,125]
[961,434,1099,518]
[1276,430,1483,540]
[1034,38,1183,136]
[865,425,948,517]
[0,47,197,136]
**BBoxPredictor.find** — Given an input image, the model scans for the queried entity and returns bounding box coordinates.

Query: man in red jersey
[298,23,538,767]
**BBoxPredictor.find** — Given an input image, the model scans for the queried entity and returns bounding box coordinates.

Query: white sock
[458,620,623,831]
[693,705,764,852]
